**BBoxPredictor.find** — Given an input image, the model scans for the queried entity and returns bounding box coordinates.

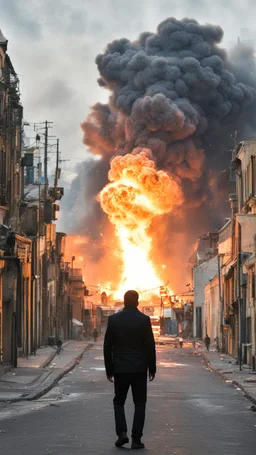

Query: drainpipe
[31,239,37,355]
[237,223,242,371]
[218,254,223,351]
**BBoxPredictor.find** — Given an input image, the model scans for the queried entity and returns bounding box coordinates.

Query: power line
[85,281,170,295]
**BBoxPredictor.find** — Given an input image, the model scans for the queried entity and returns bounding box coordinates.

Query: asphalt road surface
[0,343,255,455]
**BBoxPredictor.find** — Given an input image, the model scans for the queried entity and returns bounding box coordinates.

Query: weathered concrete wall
[193,256,218,338]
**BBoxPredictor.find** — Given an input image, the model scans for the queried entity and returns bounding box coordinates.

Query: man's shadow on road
[106,448,150,453]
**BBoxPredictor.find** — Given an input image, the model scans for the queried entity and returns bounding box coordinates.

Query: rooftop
[236,139,256,159]
[0,29,7,45]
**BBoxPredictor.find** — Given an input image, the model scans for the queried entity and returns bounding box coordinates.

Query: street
[0,343,255,454]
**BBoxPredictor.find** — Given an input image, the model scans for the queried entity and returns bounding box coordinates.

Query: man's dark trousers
[114,373,147,440]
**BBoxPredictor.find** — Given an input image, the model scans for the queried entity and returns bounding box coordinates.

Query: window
[245,168,249,200]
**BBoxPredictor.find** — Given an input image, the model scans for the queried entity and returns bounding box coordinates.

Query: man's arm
[104,316,114,381]
[145,316,156,380]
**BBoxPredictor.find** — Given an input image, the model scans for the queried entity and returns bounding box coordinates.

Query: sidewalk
[197,345,256,406]
[0,340,92,403]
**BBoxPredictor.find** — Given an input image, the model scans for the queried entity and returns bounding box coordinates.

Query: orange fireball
[100,149,183,298]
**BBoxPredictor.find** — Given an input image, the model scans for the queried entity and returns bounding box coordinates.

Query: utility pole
[33,120,52,343]
[34,120,53,206]
[54,138,59,193]
[44,120,49,206]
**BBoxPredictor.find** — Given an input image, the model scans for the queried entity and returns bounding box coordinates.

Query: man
[104,290,156,450]
[93,327,99,343]
[56,336,62,354]
[204,334,211,351]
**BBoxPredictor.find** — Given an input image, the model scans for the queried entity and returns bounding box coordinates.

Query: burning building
[74,17,256,298]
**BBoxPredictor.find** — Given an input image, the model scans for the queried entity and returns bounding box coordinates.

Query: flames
[100,149,183,298]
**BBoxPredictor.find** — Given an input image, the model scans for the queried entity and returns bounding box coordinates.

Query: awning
[72,318,83,327]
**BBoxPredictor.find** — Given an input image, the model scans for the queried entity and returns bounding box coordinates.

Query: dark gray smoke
[78,17,256,288]
[61,158,109,239]
[81,17,256,205]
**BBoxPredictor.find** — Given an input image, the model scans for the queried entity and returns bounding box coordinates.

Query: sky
[1,0,256,203]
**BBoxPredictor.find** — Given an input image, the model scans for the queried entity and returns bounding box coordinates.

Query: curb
[232,380,256,406]
[39,340,74,369]
[5,343,93,404]
[40,350,57,369]
[198,351,256,406]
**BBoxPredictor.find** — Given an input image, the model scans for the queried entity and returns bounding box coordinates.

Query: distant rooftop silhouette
[0,29,7,45]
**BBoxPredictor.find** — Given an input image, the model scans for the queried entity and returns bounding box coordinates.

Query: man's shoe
[131,440,145,449]
[115,432,129,447]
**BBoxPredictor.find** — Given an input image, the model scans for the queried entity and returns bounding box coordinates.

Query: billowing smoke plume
[82,18,255,210]
[78,18,256,289]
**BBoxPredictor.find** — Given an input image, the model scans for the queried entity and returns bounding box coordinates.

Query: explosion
[100,150,183,296]
[78,17,256,293]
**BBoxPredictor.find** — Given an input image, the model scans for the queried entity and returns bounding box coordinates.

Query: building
[235,140,256,216]
[0,31,23,231]
[218,219,234,356]
[204,275,220,345]
[232,140,256,366]
[244,246,256,367]
[55,232,71,340]
[204,140,256,366]
[187,233,219,339]
[69,268,84,324]
[193,256,218,339]
[19,182,45,350]
[0,31,70,365]
[0,32,32,364]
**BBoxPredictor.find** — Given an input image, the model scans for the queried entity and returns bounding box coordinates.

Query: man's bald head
[124,290,139,307]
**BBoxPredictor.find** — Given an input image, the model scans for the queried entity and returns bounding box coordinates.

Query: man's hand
[149,373,155,382]
[107,375,114,383]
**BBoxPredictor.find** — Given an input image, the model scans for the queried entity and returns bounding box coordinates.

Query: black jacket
[104,306,156,377]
